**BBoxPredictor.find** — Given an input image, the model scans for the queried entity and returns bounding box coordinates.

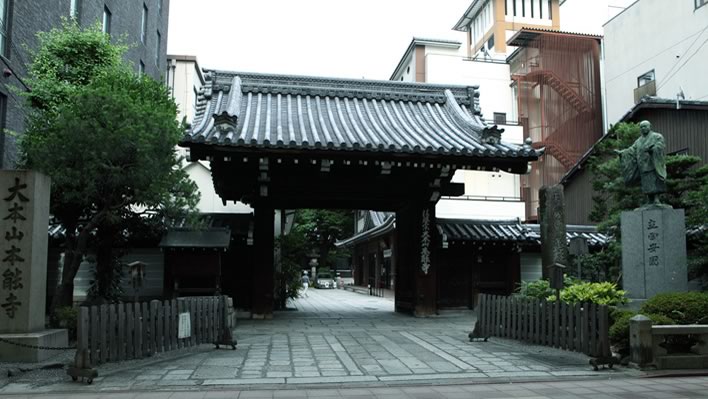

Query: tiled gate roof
[183,71,542,162]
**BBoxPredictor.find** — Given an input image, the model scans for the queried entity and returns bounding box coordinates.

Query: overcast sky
[167,0,472,80]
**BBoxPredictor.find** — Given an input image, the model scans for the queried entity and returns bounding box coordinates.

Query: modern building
[0,0,170,168]
[603,0,708,126]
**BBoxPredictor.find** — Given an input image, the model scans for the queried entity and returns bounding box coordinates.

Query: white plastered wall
[604,0,708,124]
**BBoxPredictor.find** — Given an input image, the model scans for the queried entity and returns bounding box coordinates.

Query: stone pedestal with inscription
[0,170,67,362]
[621,208,687,302]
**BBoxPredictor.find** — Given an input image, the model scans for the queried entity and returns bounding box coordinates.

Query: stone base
[0,329,68,362]
[656,354,708,369]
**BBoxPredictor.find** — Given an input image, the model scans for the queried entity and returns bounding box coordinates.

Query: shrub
[517,279,554,300]
[548,281,628,306]
[609,311,674,351]
[640,292,708,325]
[54,306,79,341]
[518,276,583,298]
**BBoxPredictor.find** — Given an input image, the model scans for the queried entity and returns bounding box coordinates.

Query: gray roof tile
[183,71,542,162]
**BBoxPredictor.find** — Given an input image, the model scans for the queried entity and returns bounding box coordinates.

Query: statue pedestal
[621,208,687,300]
[0,330,68,362]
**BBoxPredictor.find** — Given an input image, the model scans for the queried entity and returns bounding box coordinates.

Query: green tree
[20,23,198,311]
[291,209,354,270]
[580,122,707,283]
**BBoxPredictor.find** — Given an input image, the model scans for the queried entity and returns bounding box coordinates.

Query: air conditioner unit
[634,80,657,104]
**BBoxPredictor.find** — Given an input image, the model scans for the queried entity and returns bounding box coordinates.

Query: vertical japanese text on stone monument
[1,177,29,318]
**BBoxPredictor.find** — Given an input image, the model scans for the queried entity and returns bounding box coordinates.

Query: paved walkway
[2,289,637,395]
[2,376,708,398]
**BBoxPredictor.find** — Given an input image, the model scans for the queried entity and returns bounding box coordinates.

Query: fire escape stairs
[535,112,591,170]
[524,70,592,115]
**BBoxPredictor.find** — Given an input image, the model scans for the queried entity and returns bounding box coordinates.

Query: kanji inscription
[1,177,29,318]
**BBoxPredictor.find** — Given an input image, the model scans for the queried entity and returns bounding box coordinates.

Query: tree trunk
[49,211,106,319]
[94,223,118,300]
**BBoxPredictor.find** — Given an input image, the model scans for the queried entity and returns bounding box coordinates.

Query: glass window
[696,0,708,9]
[155,31,161,65]
[494,112,507,125]
[637,70,655,87]
[70,0,80,20]
[0,0,8,57]
[141,4,147,43]
[102,6,111,35]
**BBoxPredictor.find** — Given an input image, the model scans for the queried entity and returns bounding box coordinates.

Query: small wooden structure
[160,228,231,297]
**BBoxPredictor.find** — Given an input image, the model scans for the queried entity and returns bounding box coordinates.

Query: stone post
[0,170,68,362]
[539,185,570,280]
[629,314,654,367]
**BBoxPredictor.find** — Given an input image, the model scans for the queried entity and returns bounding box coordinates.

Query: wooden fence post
[117,304,125,361]
[126,303,134,360]
[77,307,89,360]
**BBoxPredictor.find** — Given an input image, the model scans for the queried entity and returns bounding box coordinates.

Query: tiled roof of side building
[182,70,543,164]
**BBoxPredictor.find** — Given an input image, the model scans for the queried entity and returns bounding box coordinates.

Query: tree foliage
[20,22,198,311]
[290,209,354,270]
[580,122,707,284]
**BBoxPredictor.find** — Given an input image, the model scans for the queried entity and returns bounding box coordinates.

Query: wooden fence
[77,296,226,366]
[476,294,610,357]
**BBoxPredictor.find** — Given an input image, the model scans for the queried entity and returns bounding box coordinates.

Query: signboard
[178,312,191,339]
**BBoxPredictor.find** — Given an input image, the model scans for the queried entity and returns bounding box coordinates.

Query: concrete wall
[559,0,634,35]
[168,58,202,124]
[604,0,708,124]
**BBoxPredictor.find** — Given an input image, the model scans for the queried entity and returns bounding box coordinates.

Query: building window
[102,6,111,35]
[139,60,145,76]
[539,0,543,18]
[530,0,535,17]
[637,70,655,87]
[141,4,148,44]
[0,0,9,57]
[494,112,507,125]
[70,0,80,20]
[155,31,161,65]
[696,0,708,9]
[548,0,552,19]
[521,0,525,16]
[513,0,517,16]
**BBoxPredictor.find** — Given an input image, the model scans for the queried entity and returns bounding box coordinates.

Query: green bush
[55,306,78,341]
[640,292,708,325]
[548,281,628,306]
[517,279,554,300]
[609,311,674,351]
[517,276,596,301]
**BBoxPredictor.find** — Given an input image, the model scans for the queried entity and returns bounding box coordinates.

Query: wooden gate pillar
[252,203,275,319]
[395,202,438,316]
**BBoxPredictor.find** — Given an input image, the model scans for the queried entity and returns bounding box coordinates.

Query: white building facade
[166,55,253,215]
[603,0,708,124]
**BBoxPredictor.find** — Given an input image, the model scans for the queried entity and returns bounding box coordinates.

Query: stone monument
[0,170,67,362]
[618,121,687,302]
[539,184,570,280]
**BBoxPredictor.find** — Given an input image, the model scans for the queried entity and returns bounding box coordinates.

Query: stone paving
[1,288,638,394]
[2,376,708,398]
